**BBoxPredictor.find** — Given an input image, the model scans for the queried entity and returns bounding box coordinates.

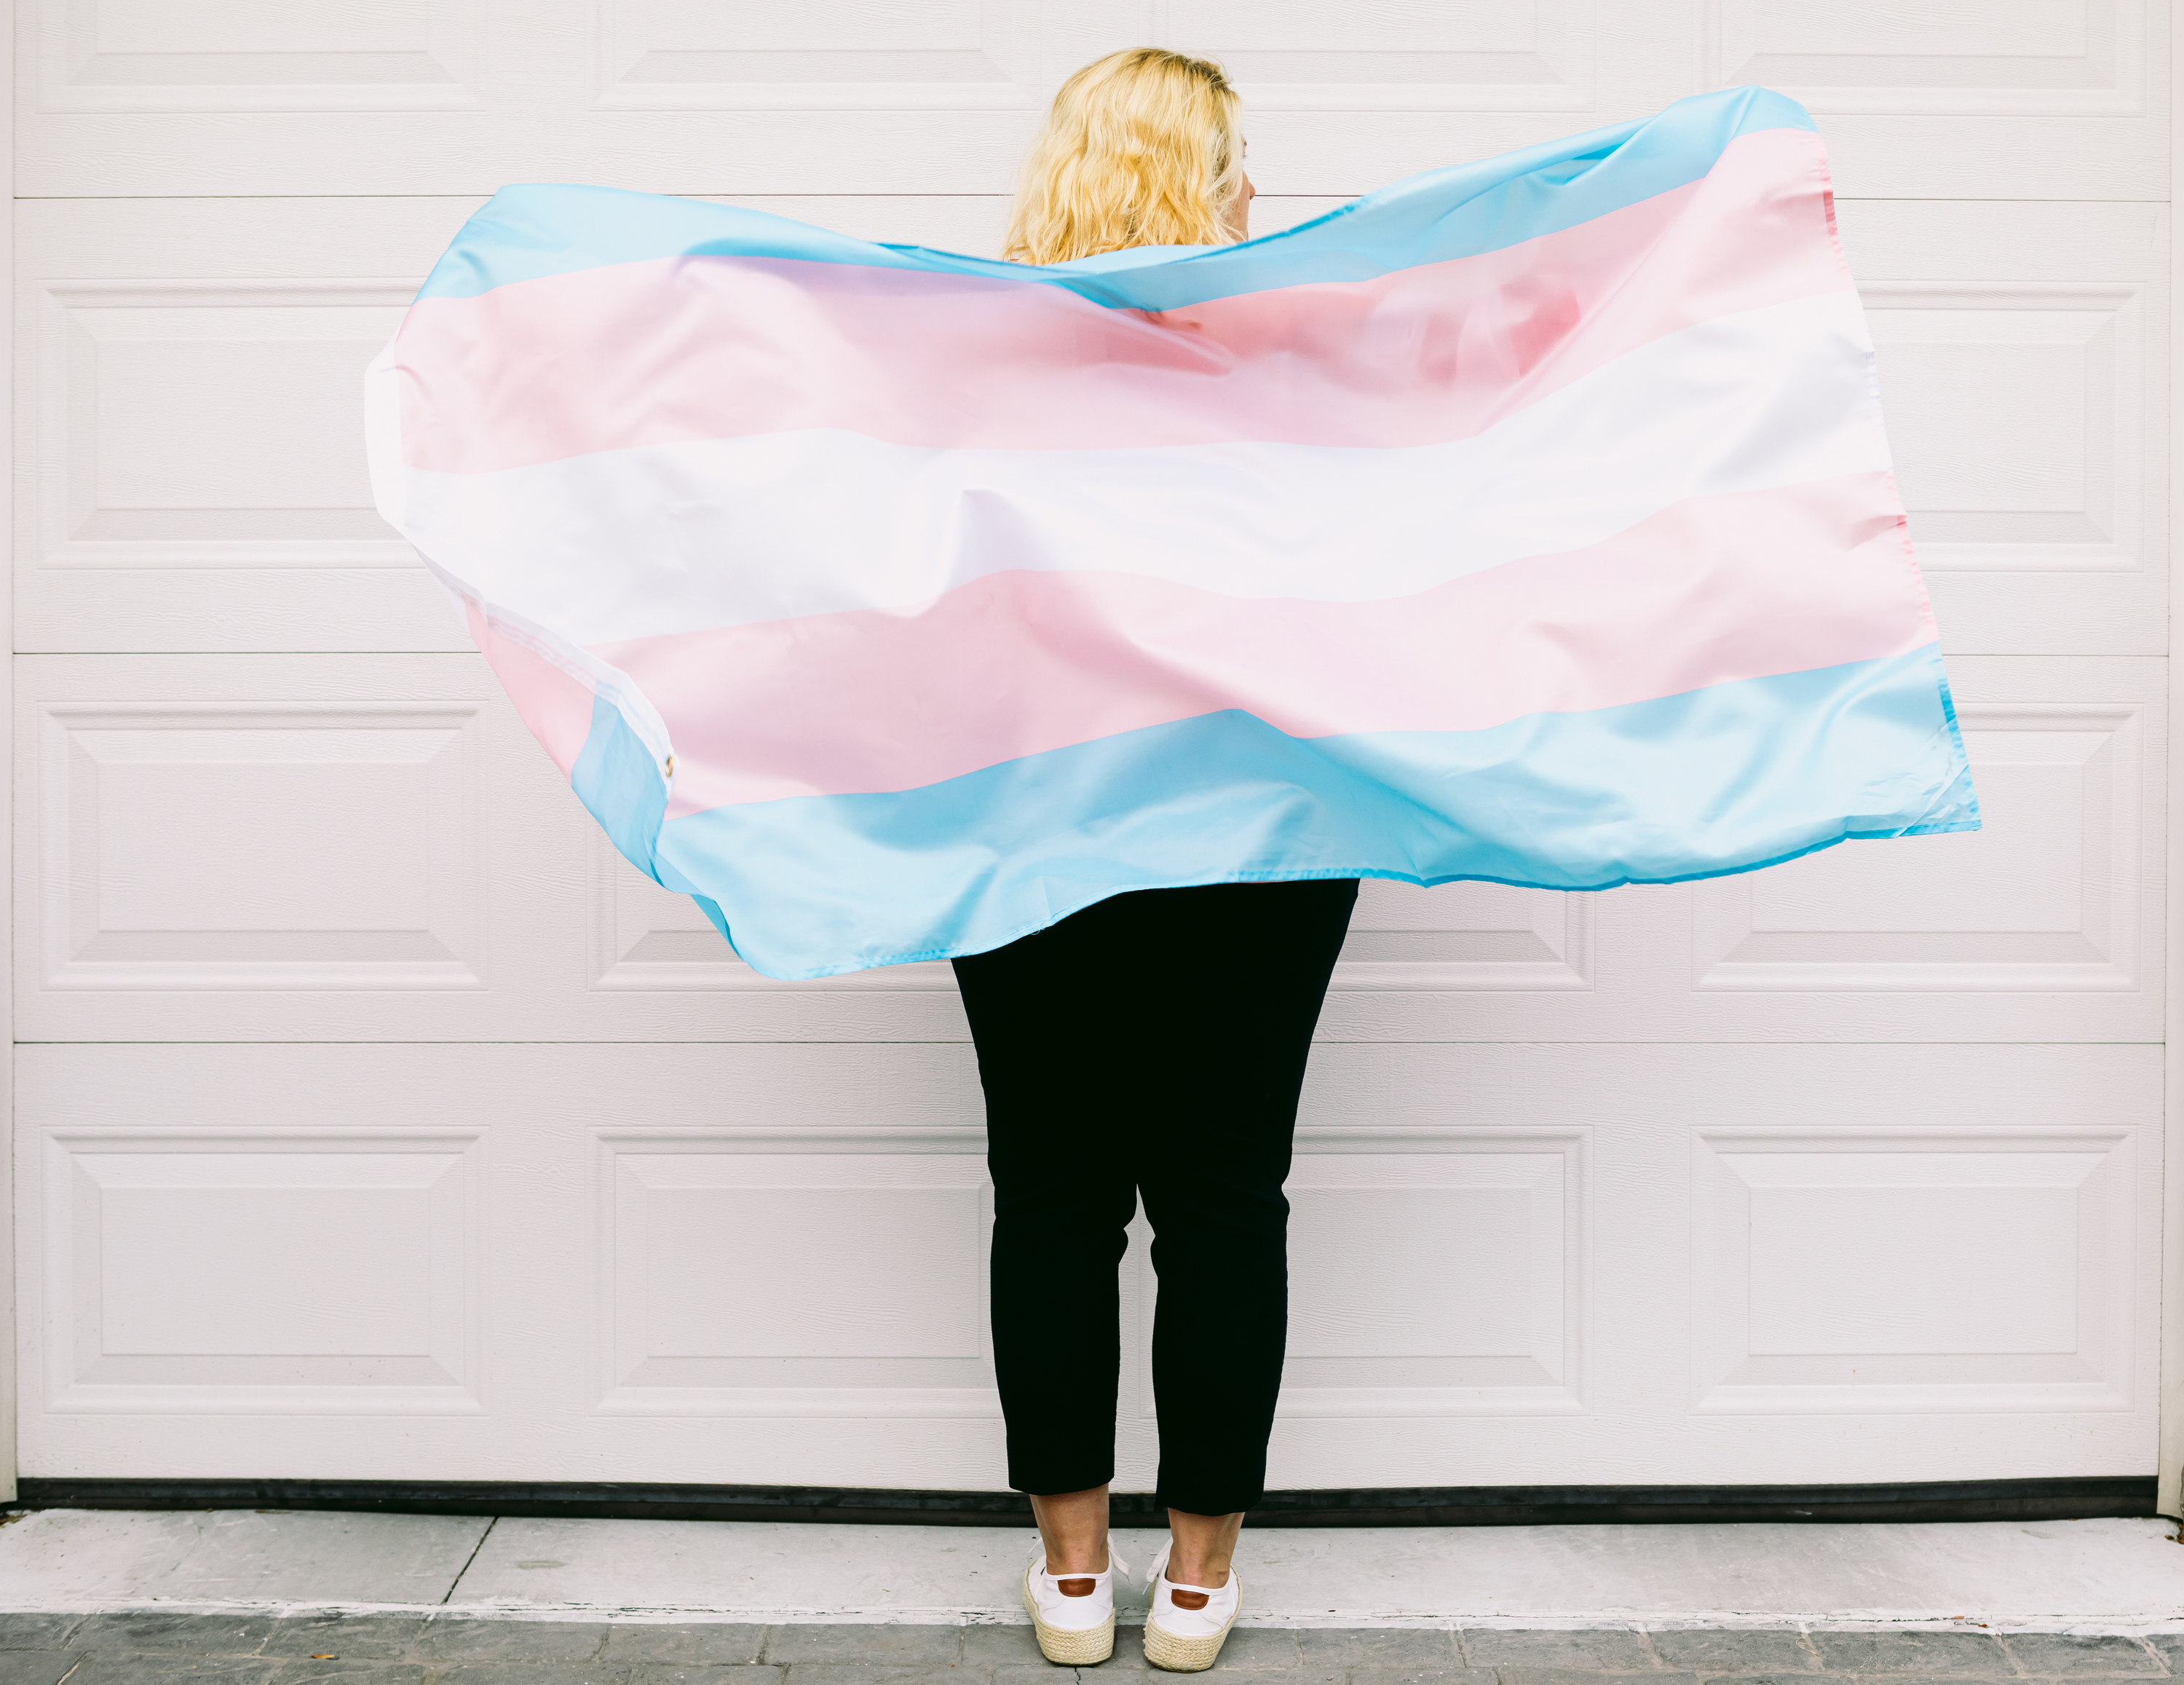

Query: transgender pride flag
[367,84,1978,980]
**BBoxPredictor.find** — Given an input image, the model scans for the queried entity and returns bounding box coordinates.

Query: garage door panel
[12,655,990,1040]
[38,1124,486,1418]
[1673,656,2167,1039]
[1340,879,1591,991]
[1707,0,2146,117]
[16,1040,1013,1484]
[18,1038,2156,1485]
[17,0,1646,194]
[1835,201,2169,657]
[18,655,2153,1043]
[14,198,480,653]
[46,280,408,565]
[596,1129,996,1421]
[1704,0,2166,197]
[1250,1130,1585,1416]
[30,0,487,114]
[597,0,1044,114]
[1250,1041,2157,1489]
[14,655,534,1036]
[1275,1041,2159,1488]
[23,1,2164,198]
[1876,283,2151,579]
[1690,1126,2137,1416]
[1150,0,1601,114]
[1688,698,2147,994]
[17,111,1036,200]
[35,695,489,992]
[21,0,1043,196]
[20,0,1050,194]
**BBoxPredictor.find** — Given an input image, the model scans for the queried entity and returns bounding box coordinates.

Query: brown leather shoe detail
[1169,1589,1210,1610]
[1056,1577,1096,1597]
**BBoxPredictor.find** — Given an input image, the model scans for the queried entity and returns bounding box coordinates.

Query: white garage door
[7,2,2172,1498]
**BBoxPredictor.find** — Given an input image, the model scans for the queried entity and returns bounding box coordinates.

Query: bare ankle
[1048,1542,1109,1577]
[1030,1485,1113,1584]
[1163,1506,1242,1595]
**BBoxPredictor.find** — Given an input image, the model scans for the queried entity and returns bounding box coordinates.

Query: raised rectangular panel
[1868,284,2146,573]
[1692,1129,2134,1412]
[14,200,492,650]
[596,1129,997,1415]
[588,834,954,992]
[35,0,483,111]
[1154,0,1591,110]
[1706,0,2144,114]
[1827,203,2166,657]
[34,699,486,990]
[1691,701,2141,993]
[41,1129,484,1413]
[28,280,414,572]
[1141,1130,1587,1417]
[1336,878,1591,990]
[596,0,1040,109]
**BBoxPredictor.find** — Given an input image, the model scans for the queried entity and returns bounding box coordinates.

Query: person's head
[1002,47,1252,265]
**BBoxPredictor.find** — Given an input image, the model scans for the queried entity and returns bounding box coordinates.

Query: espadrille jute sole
[1142,1572,1240,1673]
[1023,1564,1116,1665]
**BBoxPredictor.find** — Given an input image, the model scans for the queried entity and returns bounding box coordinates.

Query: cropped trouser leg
[981,1104,1139,1498]
[954,877,1359,1514]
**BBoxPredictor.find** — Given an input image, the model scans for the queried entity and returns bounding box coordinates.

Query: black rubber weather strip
[10,1475,2158,1528]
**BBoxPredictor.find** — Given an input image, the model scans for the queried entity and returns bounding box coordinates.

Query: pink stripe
[467,600,598,778]
[574,474,1931,819]
[399,127,1840,472]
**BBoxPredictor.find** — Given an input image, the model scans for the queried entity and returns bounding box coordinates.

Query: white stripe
[385,291,1889,646]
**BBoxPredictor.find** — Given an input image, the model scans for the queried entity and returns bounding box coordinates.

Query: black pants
[952,876,1359,1515]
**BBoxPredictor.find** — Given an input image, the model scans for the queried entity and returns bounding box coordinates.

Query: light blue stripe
[570,646,1977,981]
[415,85,1813,309]
[571,691,666,875]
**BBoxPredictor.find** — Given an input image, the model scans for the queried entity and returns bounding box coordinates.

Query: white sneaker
[1142,1539,1241,1672]
[1022,1533,1128,1665]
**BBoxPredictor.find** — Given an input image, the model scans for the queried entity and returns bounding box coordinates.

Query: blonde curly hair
[1002,47,1245,265]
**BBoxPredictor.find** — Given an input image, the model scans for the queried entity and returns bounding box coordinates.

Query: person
[953,45,1361,1673]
